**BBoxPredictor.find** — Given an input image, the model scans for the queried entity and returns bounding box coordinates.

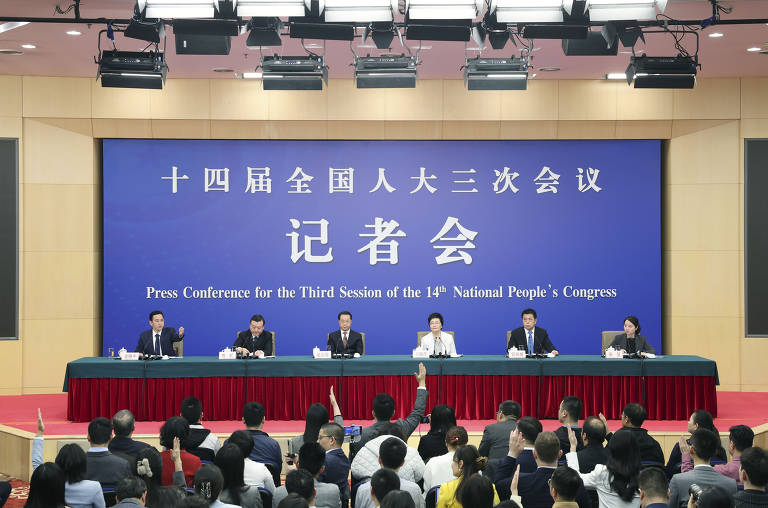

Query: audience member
[291,387,344,454]
[352,423,426,483]
[227,430,276,492]
[669,429,738,508]
[437,445,499,508]
[351,363,428,460]
[696,487,736,508]
[86,417,133,488]
[273,442,341,508]
[381,490,417,508]
[282,469,316,505]
[734,447,768,508]
[160,416,202,487]
[55,443,107,508]
[666,411,728,478]
[637,467,669,508]
[183,496,214,508]
[110,410,151,460]
[605,404,664,466]
[215,443,264,508]
[516,417,544,474]
[458,475,496,508]
[355,437,424,508]
[181,397,222,462]
[114,476,148,507]
[479,401,521,461]
[243,401,283,486]
[547,466,582,508]
[424,426,469,493]
[555,397,584,456]
[370,469,401,508]
[135,444,187,507]
[682,426,754,484]
[24,462,67,508]
[277,493,311,508]
[577,417,608,474]
[194,464,239,508]
[418,405,457,464]
[317,422,351,507]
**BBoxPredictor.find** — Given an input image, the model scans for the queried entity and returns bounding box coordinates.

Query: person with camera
[669,429,737,508]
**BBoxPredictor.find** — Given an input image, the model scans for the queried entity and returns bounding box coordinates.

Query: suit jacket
[318,448,351,506]
[479,419,517,460]
[108,435,151,459]
[668,465,738,508]
[555,426,584,455]
[114,499,144,507]
[86,450,133,488]
[609,427,664,466]
[508,326,556,354]
[609,334,656,355]
[576,443,608,473]
[234,330,274,356]
[494,456,592,508]
[135,327,183,356]
[272,478,341,508]
[327,330,364,355]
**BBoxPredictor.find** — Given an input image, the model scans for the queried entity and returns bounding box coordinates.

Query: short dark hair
[250,314,265,324]
[445,426,469,447]
[321,422,344,445]
[338,311,352,320]
[194,464,224,502]
[373,393,396,421]
[297,442,326,476]
[583,416,606,444]
[624,316,641,334]
[638,467,668,500]
[428,312,444,326]
[243,401,266,426]
[729,425,754,452]
[534,431,561,463]
[690,428,720,462]
[517,416,543,444]
[116,476,147,502]
[227,430,255,458]
[160,416,190,450]
[88,417,112,445]
[550,466,581,501]
[499,400,521,419]
[55,443,88,484]
[622,403,647,427]
[741,447,768,487]
[521,308,537,319]
[149,310,163,321]
[278,493,311,508]
[378,422,406,441]
[459,475,495,508]
[285,469,315,501]
[379,437,407,469]
[112,410,135,437]
[180,396,203,425]
[371,468,400,502]
[698,486,735,508]
[135,447,163,487]
[381,490,416,508]
[560,396,582,420]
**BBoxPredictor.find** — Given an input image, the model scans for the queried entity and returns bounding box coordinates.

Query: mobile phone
[421,415,431,424]
[344,425,362,443]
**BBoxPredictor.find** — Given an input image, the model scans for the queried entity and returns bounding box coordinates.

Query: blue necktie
[527,330,533,353]
[154,333,160,355]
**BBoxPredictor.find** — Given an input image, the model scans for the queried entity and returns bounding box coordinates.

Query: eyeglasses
[318,434,330,440]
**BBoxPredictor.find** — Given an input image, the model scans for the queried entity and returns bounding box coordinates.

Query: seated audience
[282,469,317,507]
[114,476,148,507]
[458,475,496,508]
[516,417,544,474]
[418,405,457,464]
[576,417,609,474]
[666,410,728,478]
[555,397,584,456]
[136,443,187,507]
[682,425,754,484]
[194,464,240,508]
[437,445,499,508]
[370,469,402,508]
[110,410,151,460]
[86,417,133,488]
[479,401,520,461]
[381,490,417,508]
[424,426,469,493]
[273,442,341,508]
[669,429,737,508]
[243,401,283,487]
[696,487,736,508]
[56,444,107,508]
[181,397,222,462]
[637,467,669,508]
[24,462,67,508]
[291,387,344,454]
[352,423,425,483]
[184,496,214,508]
[278,492,311,508]
[734,447,768,508]
[215,443,264,508]
[227,430,276,492]
[317,422,351,507]
[605,404,664,466]
[547,466,583,508]
[351,364,428,461]
[160,416,202,487]
[356,437,424,508]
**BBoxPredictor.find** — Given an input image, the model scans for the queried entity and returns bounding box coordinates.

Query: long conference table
[63,355,718,423]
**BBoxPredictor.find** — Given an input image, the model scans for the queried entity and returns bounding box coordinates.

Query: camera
[689,483,703,504]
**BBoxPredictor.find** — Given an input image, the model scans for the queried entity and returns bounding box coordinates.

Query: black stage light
[626,55,697,89]
[464,57,528,90]
[173,19,238,55]
[289,16,355,41]
[523,24,588,39]
[246,17,282,47]
[405,16,472,42]
[98,50,167,89]
[355,55,417,88]
[562,31,618,55]
[261,55,328,90]
[125,19,163,43]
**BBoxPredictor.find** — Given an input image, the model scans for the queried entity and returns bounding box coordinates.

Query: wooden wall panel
[92,119,154,139]
[501,80,558,121]
[210,79,269,121]
[22,77,91,118]
[665,184,739,252]
[265,89,328,121]
[741,78,768,119]
[150,79,210,119]
[442,81,501,121]
[91,82,152,119]
[558,81,618,121]
[0,341,23,394]
[22,252,96,320]
[326,80,389,122]
[673,79,741,120]
[23,184,96,252]
[666,121,739,185]
[0,76,22,118]
[664,251,740,318]
[616,87,674,121]
[386,81,444,121]
[22,119,96,185]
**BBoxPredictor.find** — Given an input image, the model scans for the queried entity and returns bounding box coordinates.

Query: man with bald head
[109,409,151,459]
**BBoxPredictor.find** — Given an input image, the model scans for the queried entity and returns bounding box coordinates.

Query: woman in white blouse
[421,312,457,356]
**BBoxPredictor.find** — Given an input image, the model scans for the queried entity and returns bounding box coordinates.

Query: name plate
[120,352,141,361]
[507,349,526,359]
[412,349,429,359]
[604,348,622,359]
[313,350,332,359]
[219,350,237,360]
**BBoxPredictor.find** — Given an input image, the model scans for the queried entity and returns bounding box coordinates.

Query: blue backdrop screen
[103,139,661,356]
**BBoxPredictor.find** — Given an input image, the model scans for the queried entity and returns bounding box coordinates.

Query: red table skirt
[67,374,716,422]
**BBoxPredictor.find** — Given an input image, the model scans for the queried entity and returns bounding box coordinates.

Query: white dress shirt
[420,331,457,356]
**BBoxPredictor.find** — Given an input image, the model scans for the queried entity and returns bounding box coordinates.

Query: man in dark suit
[576,416,608,474]
[516,417,543,474]
[86,417,132,488]
[479,400,521,460]
[109,409,151,460]
[135,310,184,356]
[114,477,147,507]
[318,422,351,507]
[234,314,273,357]
[606,404,665,466]
[555,396,584,456]
[508,308,559,355]
[327,310,364,355]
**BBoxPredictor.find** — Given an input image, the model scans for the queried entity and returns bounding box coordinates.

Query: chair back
[173,339,183,357]
[269,331,275,356]
[417,331,455,347]
[601,331,623,354]
[425,485,440,508]
[506,330,512,349]
[258,487,273,507]
[102,487,117,507]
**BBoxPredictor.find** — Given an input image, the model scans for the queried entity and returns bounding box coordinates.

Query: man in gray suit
[669,429,738,508]
[273,442,341,508]
[86,417,132,488]
[479,400,520,460]
[114,477,147,507]
[350,363,428,461]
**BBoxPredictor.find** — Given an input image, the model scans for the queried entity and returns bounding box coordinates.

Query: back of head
[298,441,326,476]
[561,396,583,421]
[606,431,640,502]
[495,501,522,508]
[147,486,184,508]
[740,447,768,488]
[373,393,396,422]
[55,443,88,484]
[445,426,469,448]
[194,464,224,503]
[378,422,406,441]
[692,410,716,432]
[638,467,668,501]
[278,492,311,508]
[285,469,315,502]
[116,476,147,502]
[181,494,210,508]
[379,437,407,470]
[112,409,136,438]
[583,416,606,445]
[499,400,521,420]
[303,403,330,444]
[181,396,203,425]
[622,403,647,427]
[243,401,266,427]
[458,473,495,508]
[729,425,754,452]
[698,487,735,508]
[534,431,561,464]
[517,416,543,444]
[550,466,582,502]
[136,447,163,488]
[429,405,457,435]
[690,429,720,462]
[26,462,66,508]
[454,445,488,503]
[228,429,255,458]
[380,490,417,508]
[214,443,245,495]
[88,416,113,445]
[371,468,400,502]
[160,416,191,449]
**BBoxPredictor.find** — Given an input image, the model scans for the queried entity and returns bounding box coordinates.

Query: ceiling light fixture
[137,0,221,19]
[708,32,723,38]
[406,0,483,20]
[66,30,82,36]
[323,0,398,22]
[747,47,761,52]
[0,22,30,35]
[584,0,667,22]
[464,56,528,90]
[625,55,697,88]
[234,0,309,17]
[21,44,36,49]
[489,0,574,23]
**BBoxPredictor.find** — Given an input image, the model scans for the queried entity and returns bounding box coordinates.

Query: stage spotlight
[585,0,668,22]
[464,56,528,90]
[246,17,282,46]
[490,0,574,23]
[261,55,328,90]
[235,0,308,17]
[323,0,397,22]
[625,55,697,88]
[97,50,167,89]
[125,19,164,43]
[407,0,483,20]
[354,55,417,88]
[173,19,238,55]
[137,0,220,19]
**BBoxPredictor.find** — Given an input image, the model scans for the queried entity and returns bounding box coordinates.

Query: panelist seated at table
[507,308,559,356]
[135,310,184,357]
[608,316,656,357]
[234,314,273,357]
[327,310,364,355]
[420,312,457,356]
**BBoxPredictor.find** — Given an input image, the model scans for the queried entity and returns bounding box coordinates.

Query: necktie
[343,332,348,350]
[527,330,533,353]
[154,333,161,355]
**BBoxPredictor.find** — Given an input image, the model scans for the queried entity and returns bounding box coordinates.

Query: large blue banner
[103,139,661,356]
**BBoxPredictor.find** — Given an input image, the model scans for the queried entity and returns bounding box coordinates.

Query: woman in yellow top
[436,445,500,508]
